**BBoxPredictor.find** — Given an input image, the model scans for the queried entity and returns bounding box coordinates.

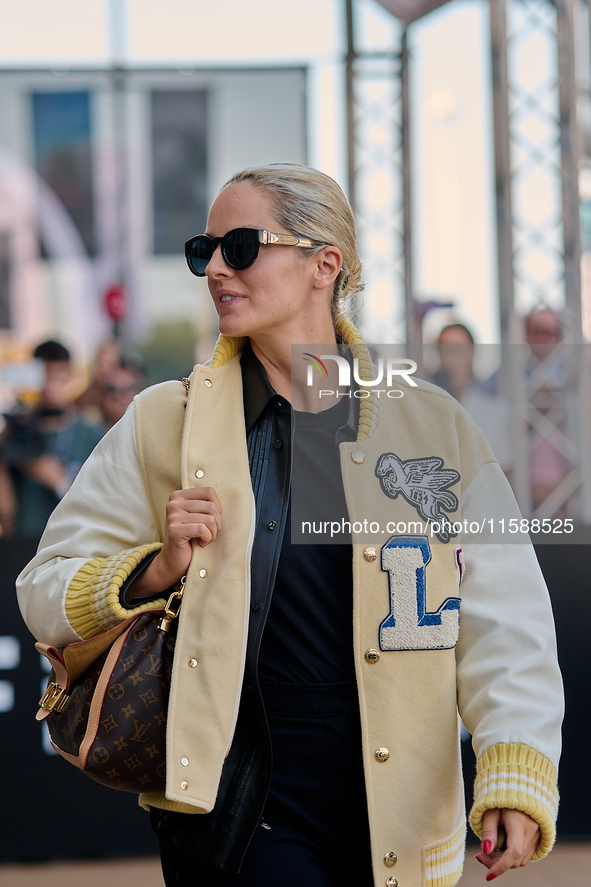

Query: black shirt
[259,395,355,685]
[241,341,356,687]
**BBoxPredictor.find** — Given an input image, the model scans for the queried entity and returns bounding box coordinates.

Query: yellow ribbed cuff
[65,543,166,639]
[469,743,559,860]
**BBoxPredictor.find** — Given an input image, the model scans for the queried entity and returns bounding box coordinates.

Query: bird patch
[375,452,460,543]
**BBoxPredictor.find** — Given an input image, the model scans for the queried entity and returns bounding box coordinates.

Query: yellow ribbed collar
[209,317,378,442]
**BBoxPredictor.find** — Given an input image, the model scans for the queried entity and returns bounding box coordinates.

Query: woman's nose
[205,243,231,278]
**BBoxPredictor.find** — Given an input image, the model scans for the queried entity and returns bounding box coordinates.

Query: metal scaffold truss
[491,0,589,522]
[346,0,410,344]
[346,0,590,526]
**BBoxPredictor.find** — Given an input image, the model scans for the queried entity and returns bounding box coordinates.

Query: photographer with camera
[0,340,104,537]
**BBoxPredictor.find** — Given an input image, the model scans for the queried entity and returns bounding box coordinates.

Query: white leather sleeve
[456,460,564,768]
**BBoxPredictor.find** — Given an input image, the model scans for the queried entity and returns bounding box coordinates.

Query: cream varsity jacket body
[17,322,563,887]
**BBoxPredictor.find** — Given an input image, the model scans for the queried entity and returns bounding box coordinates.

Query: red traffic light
[103,285,127,321]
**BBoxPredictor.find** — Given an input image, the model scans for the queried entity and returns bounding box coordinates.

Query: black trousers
[159,684,374,887]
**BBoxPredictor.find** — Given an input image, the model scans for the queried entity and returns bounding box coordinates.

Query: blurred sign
[0,360,44,390]
[375,0,452,24]
[103,284,128,321]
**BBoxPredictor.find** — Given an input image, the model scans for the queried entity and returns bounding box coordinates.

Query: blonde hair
[222,163,363,328]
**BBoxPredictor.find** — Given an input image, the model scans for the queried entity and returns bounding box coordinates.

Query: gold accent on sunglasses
[259,230,314,247]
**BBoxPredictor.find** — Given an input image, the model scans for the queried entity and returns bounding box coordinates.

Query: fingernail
[486,875,497,882]
[482,840,493,855]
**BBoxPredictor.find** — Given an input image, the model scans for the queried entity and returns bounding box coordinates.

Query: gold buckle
[39,682,69,714]
[158,575,186,633]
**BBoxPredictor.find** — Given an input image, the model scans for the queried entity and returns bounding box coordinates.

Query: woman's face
[204,181,332,342]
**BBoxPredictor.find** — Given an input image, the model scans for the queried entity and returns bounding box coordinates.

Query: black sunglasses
[184,228,316,277]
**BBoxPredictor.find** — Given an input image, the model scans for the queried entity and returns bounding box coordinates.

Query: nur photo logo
[302,352,418,398]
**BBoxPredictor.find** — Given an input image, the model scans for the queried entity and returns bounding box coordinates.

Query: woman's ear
[312,246,343,290]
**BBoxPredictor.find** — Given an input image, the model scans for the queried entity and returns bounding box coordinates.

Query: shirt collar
[241,340,278,431]
[240,339,359,438]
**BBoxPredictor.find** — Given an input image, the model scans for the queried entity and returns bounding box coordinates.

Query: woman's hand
[475,808,540,880]
[126,487,222,600]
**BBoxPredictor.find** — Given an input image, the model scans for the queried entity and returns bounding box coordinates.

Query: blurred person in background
[17,165,562,886]
[98,356,145,429]
[432,323,513,478]
[525,307,564,364]
[75,337,146,430]
[74,338,122,420]
[524,308,568,512]
[0,339,104,536]
[0,458,17,536]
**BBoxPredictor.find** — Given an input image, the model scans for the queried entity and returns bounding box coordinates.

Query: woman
[17,164,562,886]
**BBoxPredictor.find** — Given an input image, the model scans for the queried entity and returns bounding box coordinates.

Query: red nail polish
[482,840,493,855]
[486,874,497,882]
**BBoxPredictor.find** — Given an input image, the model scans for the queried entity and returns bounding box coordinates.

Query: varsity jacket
[17,319,563,887]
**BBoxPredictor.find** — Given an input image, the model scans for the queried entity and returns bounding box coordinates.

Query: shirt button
[351,449,365,464]
[188,658,198,668]
[386,878,398,887]
[267,520,277,530]
[274,439,283,449]
[384,851,397,867]
[363,546,378,561]
[364,649,380,664]
[251,600,261,611]
[199,569,208,578]
[375,747,390,762]
[181,757,189,767]
[204,379,212,388]
[195,469,204,479]
[181,781,188,791]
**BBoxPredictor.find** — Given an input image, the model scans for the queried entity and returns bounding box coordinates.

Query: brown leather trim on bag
[78,627,131,769]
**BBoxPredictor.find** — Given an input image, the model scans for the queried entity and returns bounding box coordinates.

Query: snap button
[181,781,188,791]
[204,379,212,388]
[375,747,390,762]
[384,851,397,867]
[385,878,398,887]
[195,469,204,479]
[188,658,198,668]
[199,569,208,578]
[351,449,365,464]
[364,649,380,664]
[181,757,189,767]
[267,520,277,531]
[363,546,377,561]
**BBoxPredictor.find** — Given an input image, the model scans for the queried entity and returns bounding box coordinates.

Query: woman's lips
[218,291,244,306]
